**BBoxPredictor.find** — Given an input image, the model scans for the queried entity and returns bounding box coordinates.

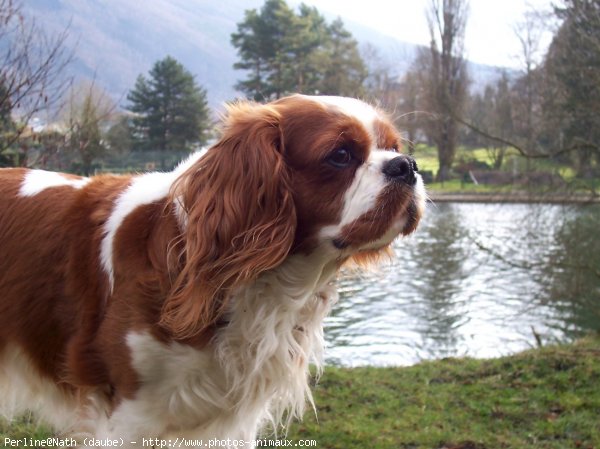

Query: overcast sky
[302,0,557,68]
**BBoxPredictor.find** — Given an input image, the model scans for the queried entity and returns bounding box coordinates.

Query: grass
[2,337,599,448]
[410,144,600,196]
[287,336,600,449]
[424,180,514,193]
[0,416,53,447]
[412,144,521,175]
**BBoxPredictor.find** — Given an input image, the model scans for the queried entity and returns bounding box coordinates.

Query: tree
[34,128,66,170]
[447,0,599,186]
[231,9,270,101]
[284,4,329,95]
[70,94,103,176]
[510,8,548,169]
[0,82,16,166]
[489,73,514,169]
[127,56,211,162]
[362,43,392,100]
[105,115,133,156]
[232,1,367,100]
[231,0,295,101]
[417,0,470,181]
[0,0,72,160]
[319,18,367,97]
[362,45,422,155]
[466,73,514,170]
[544,0,600,177]
[64,81,116,175]
[397,70,422,155]
[457,5,558,169]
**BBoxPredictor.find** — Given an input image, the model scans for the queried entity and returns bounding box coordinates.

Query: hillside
[24,0,509,109]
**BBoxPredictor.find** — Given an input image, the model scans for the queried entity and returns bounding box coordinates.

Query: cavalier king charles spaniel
[0,95,425,446]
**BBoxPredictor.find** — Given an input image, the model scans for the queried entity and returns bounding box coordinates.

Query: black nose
[382,155,417,185]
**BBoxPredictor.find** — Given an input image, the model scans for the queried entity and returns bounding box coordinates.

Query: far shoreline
[428,191,600,204]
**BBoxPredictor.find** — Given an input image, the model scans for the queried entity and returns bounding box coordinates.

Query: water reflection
[544,207,600,335]
[325,202,600,366]
[407,204,470,359]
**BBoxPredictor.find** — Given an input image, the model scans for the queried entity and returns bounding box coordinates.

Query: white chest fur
[110,254,339,445]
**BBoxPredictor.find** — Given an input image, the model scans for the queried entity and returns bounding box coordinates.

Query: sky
[302,0,558,68]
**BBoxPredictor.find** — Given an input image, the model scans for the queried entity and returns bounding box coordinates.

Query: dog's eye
[327,148,353,168]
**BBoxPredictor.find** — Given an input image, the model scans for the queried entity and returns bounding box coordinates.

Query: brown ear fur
[160,102,296,340]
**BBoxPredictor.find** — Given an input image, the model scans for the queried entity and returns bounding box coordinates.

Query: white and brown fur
[0,95,425,446]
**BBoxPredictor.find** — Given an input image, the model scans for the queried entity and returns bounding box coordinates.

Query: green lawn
[410,143,600,196]
[288,337,600,449]
[2,337,599,449]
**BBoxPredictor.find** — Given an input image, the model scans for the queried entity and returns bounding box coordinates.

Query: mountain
[24,0,510,110]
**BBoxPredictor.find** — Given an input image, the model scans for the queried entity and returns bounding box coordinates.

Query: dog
[0,94,425,446]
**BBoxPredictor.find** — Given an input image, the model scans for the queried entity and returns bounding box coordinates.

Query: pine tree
[283,5,328,94]
[319,18,367,97]
[231,0,295,100]
[127,56,211,156]
[232,1,367,100]
[231,9,273,101]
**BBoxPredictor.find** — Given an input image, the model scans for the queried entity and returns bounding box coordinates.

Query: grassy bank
[288,337,600,449]
[2,338,599,449]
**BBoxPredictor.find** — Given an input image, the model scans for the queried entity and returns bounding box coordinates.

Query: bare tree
[0,0,72,160]
[511,8,549,162]
[63,80,117,175]
[417,0,470,181]
[362,45,422,155]
[362,43,393,103]
[467,73,513,170]
[397,70,421,155]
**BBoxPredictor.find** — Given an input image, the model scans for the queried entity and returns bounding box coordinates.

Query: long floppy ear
[160,101,296,339]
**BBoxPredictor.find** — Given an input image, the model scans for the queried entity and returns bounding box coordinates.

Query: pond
[325,202,600,366]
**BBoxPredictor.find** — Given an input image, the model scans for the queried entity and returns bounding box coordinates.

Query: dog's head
[162,94,426,338]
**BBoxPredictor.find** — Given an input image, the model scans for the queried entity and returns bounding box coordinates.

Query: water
[325,202,600,366]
